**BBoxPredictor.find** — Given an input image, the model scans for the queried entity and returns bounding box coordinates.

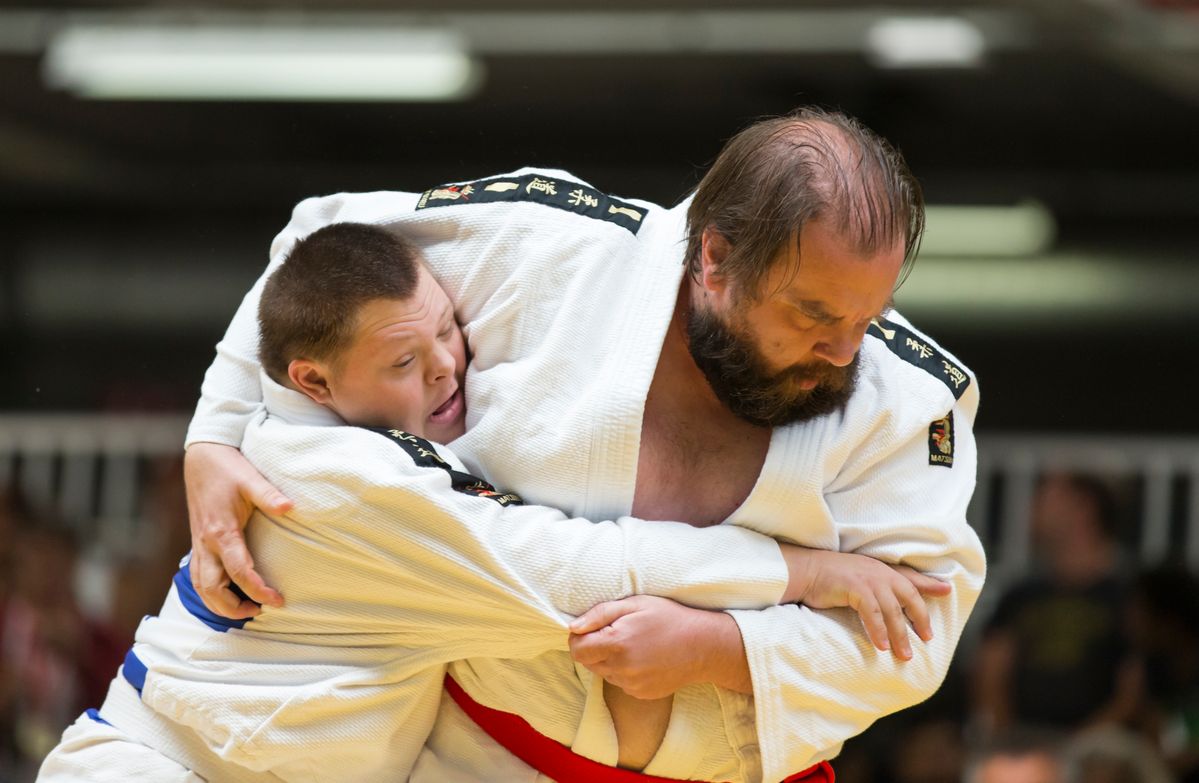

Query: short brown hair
[258,222,421,384]
[685,106,924,296]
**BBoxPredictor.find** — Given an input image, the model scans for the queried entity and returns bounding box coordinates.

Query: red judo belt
[444,675,834,783]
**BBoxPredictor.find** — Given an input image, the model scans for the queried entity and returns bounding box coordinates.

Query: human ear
[288,359,334,405]
[700,227,733,296]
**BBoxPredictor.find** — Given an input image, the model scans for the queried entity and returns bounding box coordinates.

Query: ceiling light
[43,24,481,101]
[921,201,1056,257]
[867,17,986,68]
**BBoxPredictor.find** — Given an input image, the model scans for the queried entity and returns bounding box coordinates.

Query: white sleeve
[249,426,791,662]
[185,191,419,448]
[728,383,987,782]
[185,170,612,449]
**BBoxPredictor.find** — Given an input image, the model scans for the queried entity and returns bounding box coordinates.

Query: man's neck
[653,283,740,425]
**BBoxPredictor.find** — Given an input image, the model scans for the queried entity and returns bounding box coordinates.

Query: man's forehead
[763,240,901,319]
[354,289,447,340]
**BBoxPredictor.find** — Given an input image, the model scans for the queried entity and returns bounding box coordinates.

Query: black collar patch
[415,173,645,235]
[868,316,971,399]
[928,412,955,467]
[362,427,523,506]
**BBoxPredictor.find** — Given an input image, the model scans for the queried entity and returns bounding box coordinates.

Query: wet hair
[684,106,924,297]
[258,222,421,385]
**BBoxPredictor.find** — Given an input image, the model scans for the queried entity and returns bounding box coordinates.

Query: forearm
[263,430,790,651]
[609,517,789,611]
[481,510,789,618]
[700,612,754,694]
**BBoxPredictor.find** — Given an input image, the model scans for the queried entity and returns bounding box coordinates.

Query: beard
[686,303,859,428]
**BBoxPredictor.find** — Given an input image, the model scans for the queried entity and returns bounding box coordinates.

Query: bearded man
[183,107,986,782]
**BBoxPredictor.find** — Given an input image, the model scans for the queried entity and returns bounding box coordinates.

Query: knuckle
[215,528,243,546]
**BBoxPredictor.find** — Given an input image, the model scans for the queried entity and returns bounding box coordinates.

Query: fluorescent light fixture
[895,254,1199,325]
[43,24,481,101]
[921,201,1056,257]
[866,17,985,68]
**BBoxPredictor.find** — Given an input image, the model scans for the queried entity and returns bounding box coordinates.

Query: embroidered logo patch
[867,317,971,399]
[414,173,645,235]
[928,412,955,467]
[364,427,524,506]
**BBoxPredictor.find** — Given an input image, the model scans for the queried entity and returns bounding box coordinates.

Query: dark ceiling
[1,0,1197,430]
[2,1,1197,217]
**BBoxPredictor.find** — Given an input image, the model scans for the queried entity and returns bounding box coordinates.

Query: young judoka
[39,222,947,783]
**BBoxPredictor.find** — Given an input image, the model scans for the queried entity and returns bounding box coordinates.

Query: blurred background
[0,0,1197,781]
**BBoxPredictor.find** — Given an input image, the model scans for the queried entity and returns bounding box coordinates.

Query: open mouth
[429,386,463,424]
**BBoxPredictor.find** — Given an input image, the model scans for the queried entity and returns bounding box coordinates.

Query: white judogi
[187,168,986,782]
[39,375,791,782]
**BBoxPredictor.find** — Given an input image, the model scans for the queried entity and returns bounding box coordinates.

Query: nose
[811,326,863,367]
[427,342,455,383]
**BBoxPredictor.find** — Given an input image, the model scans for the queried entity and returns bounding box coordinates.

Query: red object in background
[77,618,127,710]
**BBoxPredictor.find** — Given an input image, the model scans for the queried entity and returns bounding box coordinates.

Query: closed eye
[798,308,839,326]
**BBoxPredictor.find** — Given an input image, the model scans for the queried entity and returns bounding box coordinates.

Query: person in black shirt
[973,472,1135,733]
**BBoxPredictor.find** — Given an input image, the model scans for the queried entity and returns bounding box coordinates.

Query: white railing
[973,434,1199,576]
[965,433,1199,639]
[0,414,189,553]
[3,414,1197,577]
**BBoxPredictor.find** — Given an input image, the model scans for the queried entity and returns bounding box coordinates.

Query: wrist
[695,612,752,693]
[779,544,817,604]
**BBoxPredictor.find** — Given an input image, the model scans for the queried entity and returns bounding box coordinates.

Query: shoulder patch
[363,427,523,506]
[414,173,645,235]
[928,412,955,467]
[867,316,971,399]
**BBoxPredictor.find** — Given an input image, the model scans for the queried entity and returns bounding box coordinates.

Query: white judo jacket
[93,374,791,782]
[187,168,987,783]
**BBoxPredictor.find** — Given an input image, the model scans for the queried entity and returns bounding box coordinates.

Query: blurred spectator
[963,729,1064,783]
[893,718,967,783]
[836,638,974,783]
[0,494,124,781]
[973,472,1136,736]
[1126,567,1199,782]
[1062,726,1175,783]
[0,486,29,780]
[0,453,191,780]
